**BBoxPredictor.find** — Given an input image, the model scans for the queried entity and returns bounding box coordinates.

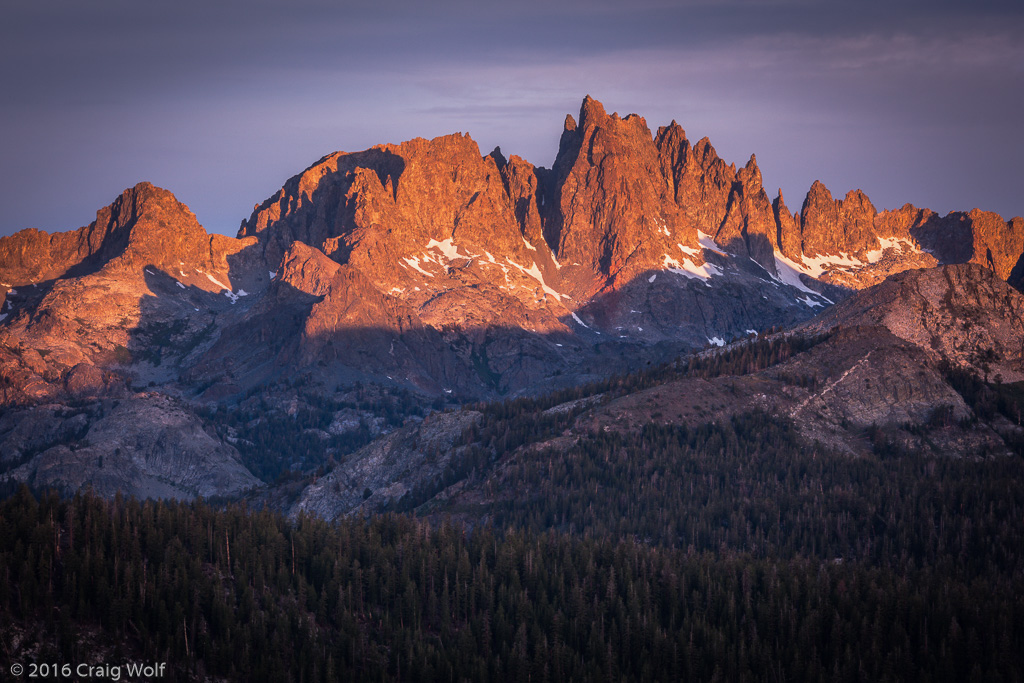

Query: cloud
[1,1,1022,236]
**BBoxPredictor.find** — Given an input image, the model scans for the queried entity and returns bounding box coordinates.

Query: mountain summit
[2,96,1022,407]
[1,96,1023,498]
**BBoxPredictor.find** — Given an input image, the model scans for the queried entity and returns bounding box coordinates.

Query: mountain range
[1,96,1023,504]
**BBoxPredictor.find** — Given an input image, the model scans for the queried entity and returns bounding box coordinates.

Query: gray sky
[2,0,1022,237]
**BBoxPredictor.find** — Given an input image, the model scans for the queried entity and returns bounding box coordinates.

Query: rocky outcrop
[789,181,879,258]
[548,96,690,293]
[768,179,1024,291]
[290,409,482,519]
[239,135,536,279]
[0,183,262,408]
[803,263,1024,382]
[773,190,801,258]
[0,394,260,500]
[961,210,1024,281]
[656,124,735,239]
[715,155,778,274]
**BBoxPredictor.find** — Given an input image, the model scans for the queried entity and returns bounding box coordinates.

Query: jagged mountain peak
[5,96,1024,508]
[0,181,248,288]
[3,96,1024,408]
[578,94,606,129]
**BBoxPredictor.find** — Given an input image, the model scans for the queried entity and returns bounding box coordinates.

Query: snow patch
[205,273,231,291]
[507,259,564,301]
[0,313,7,322]
[661,254,720,285]
[648,274,657,283]
[401,256,434,277]
[268,270,277,280]
[426,238,461,261]
[7,289,16,296]
[176,282,185,289]
[697,231,727,256]
[678,243,700,257]
[746,329,758,335]
[571,312,590,329]
[862,236,924,263]
[787,236,925,279]
[708,336,725,347]
[522,237,537,251]
[799,251,865,278]
[772,252,833,302]
[797,295,825,308]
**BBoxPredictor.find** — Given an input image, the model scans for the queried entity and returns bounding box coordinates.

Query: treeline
[473,412,1024,577]
[422,334,834,506]
[466,332,832,421]
[2,488,1022,682]
[941,360,1024,425]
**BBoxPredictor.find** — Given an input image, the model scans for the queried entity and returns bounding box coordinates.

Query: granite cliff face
[203,96,852,400]
[0,184,265,499]
[1,96,1022,502]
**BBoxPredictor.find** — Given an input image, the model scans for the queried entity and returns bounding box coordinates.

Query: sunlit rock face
[1,95,1023,502]
[0,95,1021,409]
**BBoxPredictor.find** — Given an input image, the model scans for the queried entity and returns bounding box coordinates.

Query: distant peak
[739,154,762,190]
[487,146,508,171]
[578,95,607,129]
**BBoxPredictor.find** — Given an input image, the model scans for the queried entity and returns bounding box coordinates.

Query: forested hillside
[3,423,1024,682]
[6,277,1024,681]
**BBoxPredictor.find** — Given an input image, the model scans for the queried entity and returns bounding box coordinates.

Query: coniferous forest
[3,398,1024,680]
[3,338,1024,680]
